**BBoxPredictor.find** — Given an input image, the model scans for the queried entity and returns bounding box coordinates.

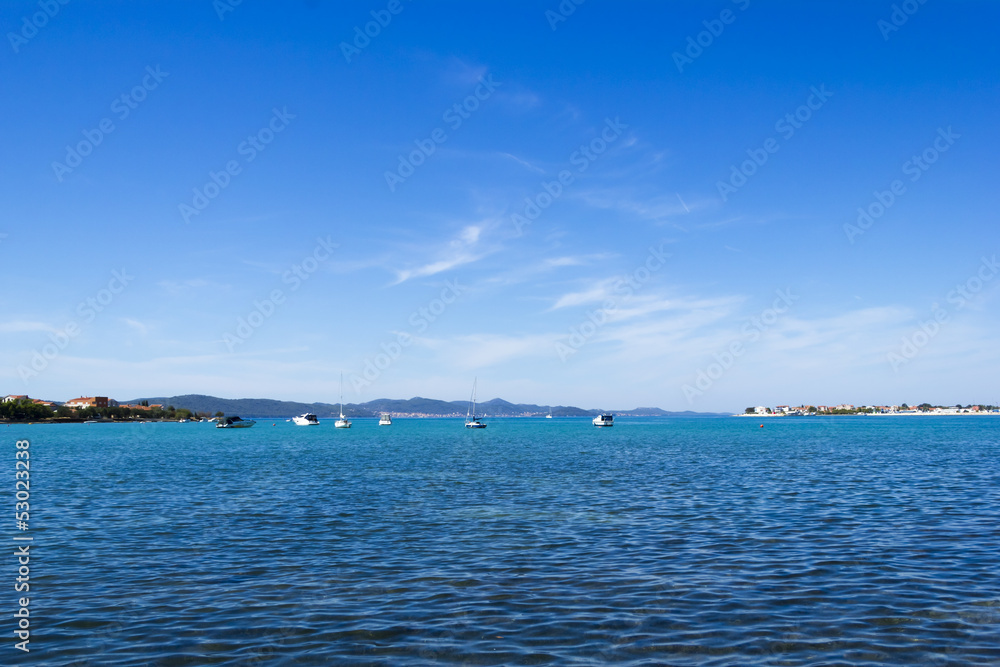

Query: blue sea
[7,416,1000,665]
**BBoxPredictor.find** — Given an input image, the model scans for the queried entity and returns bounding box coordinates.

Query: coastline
[734,411,1000,417]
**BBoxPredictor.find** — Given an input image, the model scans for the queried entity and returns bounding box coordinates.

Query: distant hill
[123,394,727,418]
[124,394,346,418]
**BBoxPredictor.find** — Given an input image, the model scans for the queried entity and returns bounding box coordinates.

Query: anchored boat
[465,378,487,429]
[592,413,614,427]
[217,416,256,429]
[335,372,351,428]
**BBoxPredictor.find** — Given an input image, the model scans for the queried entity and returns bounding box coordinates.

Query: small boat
[465,377,487,429]
[335,372,351,428]
[379,413,392,426]
[546,407,553,419]
[592,413,614,427]
[216,416,256,429]
[178,419,189,423]
[83,420,100,424]
[293,413,320,426]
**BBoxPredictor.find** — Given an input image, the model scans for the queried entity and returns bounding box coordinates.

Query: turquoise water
[8,416,1000,665]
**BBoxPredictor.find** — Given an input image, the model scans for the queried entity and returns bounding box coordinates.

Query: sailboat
[335,372,351,428]
[546,407,553,419]
[465,377,487,429]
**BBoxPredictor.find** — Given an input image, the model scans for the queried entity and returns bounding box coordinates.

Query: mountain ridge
[123,394,727,418]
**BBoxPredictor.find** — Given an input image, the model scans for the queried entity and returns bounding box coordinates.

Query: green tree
[1,399,54,422]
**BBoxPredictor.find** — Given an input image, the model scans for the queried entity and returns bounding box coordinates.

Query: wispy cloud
[550,278,618,310]
[122,318,149,336]
[391,222,493,284]
[574,188,711,223]
[500,152,546,174]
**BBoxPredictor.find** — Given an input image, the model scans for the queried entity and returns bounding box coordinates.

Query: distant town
[740,403,1000,416]
[0,395,203,422]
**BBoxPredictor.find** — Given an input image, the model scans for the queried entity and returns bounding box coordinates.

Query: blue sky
[2,0,998,412]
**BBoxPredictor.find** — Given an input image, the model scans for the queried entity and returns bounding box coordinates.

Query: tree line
[0,398,217,422]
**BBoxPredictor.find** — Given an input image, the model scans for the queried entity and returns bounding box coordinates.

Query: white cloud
[392,222,493,284]
[122,318,149,336]
[500,152,546,174]
[550,278,618,310]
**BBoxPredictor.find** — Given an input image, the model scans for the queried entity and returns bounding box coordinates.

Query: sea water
[7,416,1000,665]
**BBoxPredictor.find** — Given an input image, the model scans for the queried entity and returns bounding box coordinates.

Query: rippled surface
[11,416,1000,665]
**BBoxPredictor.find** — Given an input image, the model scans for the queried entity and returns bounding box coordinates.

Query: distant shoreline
[734,411,999,417]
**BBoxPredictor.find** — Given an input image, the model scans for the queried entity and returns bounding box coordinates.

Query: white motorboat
[293,413,320,426]
[592,413,614,427]
[217,416,256,428]
[335,372,351,428]
[379,413,392,425]
[465,378,487,429]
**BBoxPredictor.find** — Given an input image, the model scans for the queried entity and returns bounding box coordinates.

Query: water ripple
[15,417,1000,665]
